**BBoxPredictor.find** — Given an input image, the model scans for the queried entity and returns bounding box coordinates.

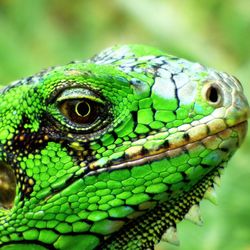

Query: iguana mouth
[89,121,248,174]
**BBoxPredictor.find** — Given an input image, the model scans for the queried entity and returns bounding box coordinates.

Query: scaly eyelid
[56,87,105,104]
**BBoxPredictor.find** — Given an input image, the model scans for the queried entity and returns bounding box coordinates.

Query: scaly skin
[0,45,249,250]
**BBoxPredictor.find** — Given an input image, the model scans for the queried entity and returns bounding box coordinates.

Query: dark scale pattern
[14,165,34,200]
[4,115,51,156]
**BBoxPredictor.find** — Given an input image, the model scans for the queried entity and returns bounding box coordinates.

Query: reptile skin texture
[0,45,249,250]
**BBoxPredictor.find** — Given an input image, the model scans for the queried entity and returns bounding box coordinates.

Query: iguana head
[0,45,249,249]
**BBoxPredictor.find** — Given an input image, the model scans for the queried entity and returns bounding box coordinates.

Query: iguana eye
[59,99,101,125]
[49,87,110,132]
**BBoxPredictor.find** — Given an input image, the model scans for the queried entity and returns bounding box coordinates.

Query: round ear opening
[0,161,16,209]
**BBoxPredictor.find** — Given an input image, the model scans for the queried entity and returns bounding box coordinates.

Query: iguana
[0,45,249,250]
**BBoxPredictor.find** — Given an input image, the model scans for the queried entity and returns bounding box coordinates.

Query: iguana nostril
[207,86,219,103]
[0,161,16,209]
[203,83,222,106]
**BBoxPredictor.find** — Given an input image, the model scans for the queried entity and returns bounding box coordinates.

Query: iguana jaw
[101,121,248,248]
[101,164,224,249]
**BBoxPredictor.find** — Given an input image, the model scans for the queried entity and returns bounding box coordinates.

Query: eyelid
[56,88,104,104]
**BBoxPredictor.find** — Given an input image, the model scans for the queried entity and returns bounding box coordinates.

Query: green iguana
[0,45,249,250]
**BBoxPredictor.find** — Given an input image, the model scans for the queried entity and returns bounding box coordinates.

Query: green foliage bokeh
[0,1,249,249]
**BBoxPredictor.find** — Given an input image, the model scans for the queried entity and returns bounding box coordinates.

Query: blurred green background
[0,1,249,249]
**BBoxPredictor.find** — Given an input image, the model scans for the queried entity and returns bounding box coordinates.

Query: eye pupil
[56,88,108,132]
[207,86,219,103]
[75,101,91,117]
[58,98,103,127]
